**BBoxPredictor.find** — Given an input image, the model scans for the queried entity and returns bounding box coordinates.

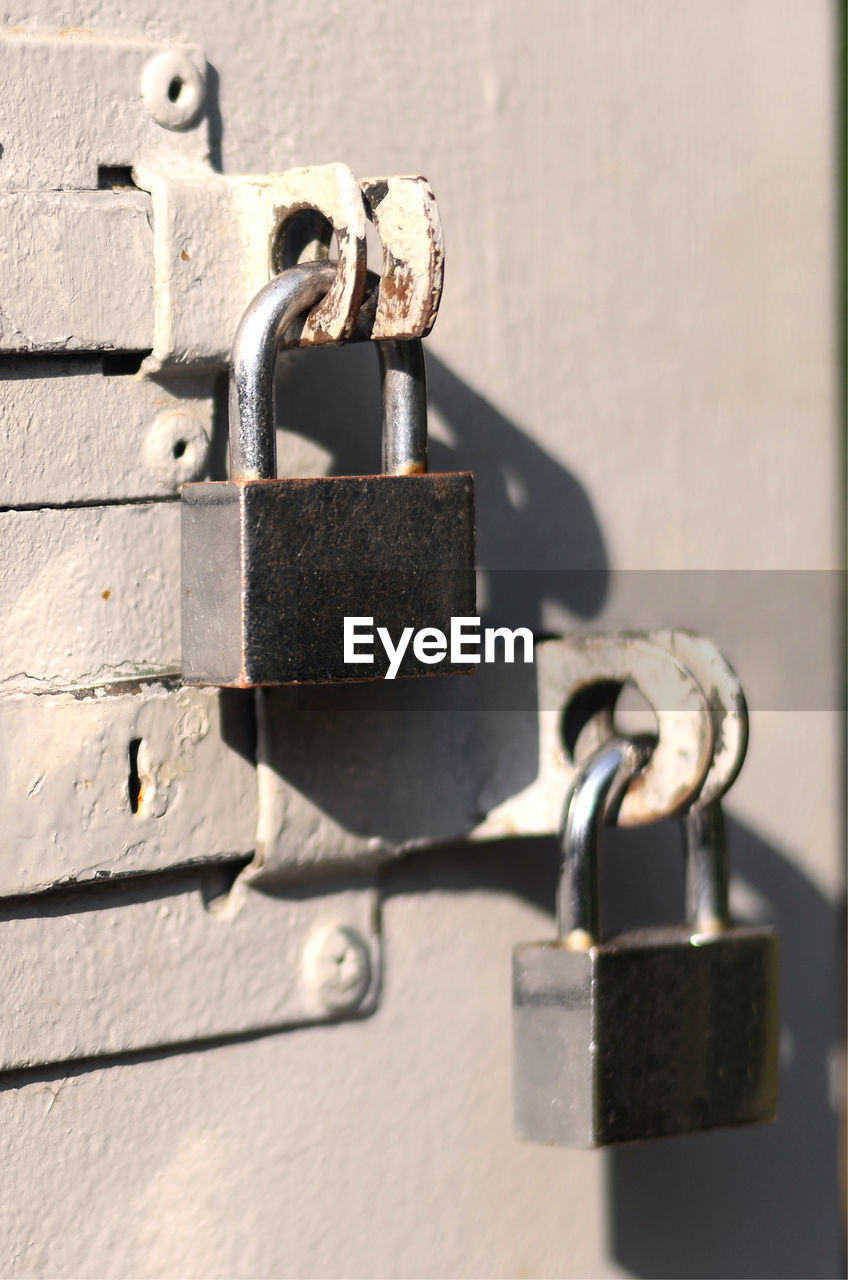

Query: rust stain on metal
[271,173,444,345]
[380,260,414,312]
[182,473,475,686]
[267,167,368,347]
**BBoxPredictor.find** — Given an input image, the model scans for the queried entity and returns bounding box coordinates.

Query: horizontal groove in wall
[0,494,181,513]
[0,350,153,376]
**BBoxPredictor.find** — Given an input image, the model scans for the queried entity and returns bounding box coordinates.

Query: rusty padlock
[181,261,476,685]
[513,735,778,1147]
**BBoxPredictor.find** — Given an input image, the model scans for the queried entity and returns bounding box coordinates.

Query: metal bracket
[0,31,444,1066]
[0,870,381,1071]
[135,165,444,366]
[0,33,444,508]
[250,634,716,886]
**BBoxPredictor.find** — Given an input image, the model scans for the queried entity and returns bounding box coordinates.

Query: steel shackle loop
[230,261,334,481]
[376,338,428,476]
[683,800,731,936]
[229,261,428,483]
[556,736,650,949]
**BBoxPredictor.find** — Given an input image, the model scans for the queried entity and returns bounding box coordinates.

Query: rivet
[141,51,206,131]
[303,924,372,1014]
[145,409,210,489]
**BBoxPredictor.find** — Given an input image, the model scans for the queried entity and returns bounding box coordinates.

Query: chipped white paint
[0,626,718,898]
[361,175,444,340]
[135,162,444,368]
[0,164,445,365]
[135,160,369,368]
[0,683,257,895]
[263,163,368,347]
[0,191,154,353]
[0,503,180,691]
[251,635,713,884]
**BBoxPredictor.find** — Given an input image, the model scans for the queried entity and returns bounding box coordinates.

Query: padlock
[181,261,476,686]
[513,735,778,1147]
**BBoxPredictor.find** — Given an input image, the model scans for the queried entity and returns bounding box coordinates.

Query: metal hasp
[513,737,779,1148]
[181,261,475,686]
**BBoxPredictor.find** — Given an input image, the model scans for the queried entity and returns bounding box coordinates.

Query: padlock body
[182,472,475,685]
[513,924,778,1147]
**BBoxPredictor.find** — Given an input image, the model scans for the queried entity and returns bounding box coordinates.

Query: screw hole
[168,76,184,103]
[172,439,187,460]
[128,739,142,814]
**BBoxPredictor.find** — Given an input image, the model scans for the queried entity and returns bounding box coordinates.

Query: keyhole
[128,739,142,814]
[172,439,187,459]
[168,76,184,103]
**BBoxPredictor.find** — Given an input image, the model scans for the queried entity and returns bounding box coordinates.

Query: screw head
[304,924,372,1014]
[141,51,206,131]
[145,408,210,489]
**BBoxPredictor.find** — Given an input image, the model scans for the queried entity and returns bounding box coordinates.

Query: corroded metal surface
[514,737,778,1148]
[184,260,473,687]
[514,924,779,1147]
[481,634,715,832]
[0,34,445,368]
[360,176,444,340]
[182,472,476,685]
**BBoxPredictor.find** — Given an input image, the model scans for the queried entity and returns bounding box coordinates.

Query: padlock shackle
[229,262,428,482]
[556,737,648,947]
[377,339,428,475]
[683,799,730,934]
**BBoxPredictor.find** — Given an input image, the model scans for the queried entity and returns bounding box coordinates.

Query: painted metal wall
[0,2,842,1276]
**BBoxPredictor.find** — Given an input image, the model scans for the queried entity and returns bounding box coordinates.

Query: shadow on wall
[270,327,840,1274]
[603,817,843,1280]
[273,342,610,627]
[385,813,842,1280]
[250,343,609,839]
